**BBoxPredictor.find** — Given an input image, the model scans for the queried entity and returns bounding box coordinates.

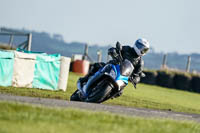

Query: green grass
[0,101,200,133]
[1,72,200,114]
[105,83,200,114]
[0,72,80,100]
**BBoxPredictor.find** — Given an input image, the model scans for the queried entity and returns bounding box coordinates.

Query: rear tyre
[70,90,81,101]
[85,81,112,103]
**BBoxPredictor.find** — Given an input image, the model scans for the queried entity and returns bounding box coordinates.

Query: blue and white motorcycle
[70,43,135,103]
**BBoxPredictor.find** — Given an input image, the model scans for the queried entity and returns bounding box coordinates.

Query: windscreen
[120,59,134,77]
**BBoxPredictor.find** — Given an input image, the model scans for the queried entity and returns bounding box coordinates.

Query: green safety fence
[0,50,14,86]
[32,54,61,90]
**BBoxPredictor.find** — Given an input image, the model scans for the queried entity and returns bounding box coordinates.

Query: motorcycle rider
[79,38,150,95]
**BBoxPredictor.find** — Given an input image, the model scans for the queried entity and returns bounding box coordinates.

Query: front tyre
[70,90,81,101]
[85,81,112,103]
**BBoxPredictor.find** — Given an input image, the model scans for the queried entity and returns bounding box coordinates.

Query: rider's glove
[108,48,118,59]
[129,72,145,89]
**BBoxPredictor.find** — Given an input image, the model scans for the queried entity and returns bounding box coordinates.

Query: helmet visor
[141,47,149,54]
[135,42,149,55]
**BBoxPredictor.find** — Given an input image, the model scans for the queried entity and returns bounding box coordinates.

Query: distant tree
[53,34,64,41]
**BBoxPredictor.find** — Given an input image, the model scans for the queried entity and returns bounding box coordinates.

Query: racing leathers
[79,44,145,89]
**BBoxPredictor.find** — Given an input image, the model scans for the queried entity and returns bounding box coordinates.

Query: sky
[1,0,200,54]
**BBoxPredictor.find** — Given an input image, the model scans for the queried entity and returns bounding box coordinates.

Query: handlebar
[116,42,123,64]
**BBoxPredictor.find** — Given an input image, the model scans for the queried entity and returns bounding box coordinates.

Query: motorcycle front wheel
[85,80,113,103]
[70,90,81,101]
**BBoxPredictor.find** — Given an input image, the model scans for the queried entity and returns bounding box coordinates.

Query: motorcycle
[70,43,135,103]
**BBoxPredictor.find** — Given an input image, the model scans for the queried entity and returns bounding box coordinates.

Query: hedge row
[141,69,200,93]
[70,61,200,93]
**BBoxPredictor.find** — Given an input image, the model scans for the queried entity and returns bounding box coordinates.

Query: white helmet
[133,38,150,56]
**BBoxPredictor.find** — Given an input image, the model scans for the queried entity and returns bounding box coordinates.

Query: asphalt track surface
[0,93,200,123]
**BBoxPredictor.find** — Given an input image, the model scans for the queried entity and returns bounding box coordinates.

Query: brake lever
[129,78,137,89]
[133,82,137,89]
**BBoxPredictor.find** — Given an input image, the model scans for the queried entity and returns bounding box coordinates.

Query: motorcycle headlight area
[109,68,116,79]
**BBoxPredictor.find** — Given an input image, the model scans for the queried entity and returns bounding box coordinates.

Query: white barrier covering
[12,51,36,88]
[58,56,71,91]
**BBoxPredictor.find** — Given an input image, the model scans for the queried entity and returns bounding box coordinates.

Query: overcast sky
[1,0,200,54]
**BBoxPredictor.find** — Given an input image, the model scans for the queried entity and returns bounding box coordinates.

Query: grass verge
[0,72,200,114]
[0,101,200,133]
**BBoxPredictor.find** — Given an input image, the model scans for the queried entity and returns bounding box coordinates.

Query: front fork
[77,79,88,99]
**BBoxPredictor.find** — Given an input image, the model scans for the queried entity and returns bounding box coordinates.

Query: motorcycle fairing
[112,64,129,84]
[78,65,119,98]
